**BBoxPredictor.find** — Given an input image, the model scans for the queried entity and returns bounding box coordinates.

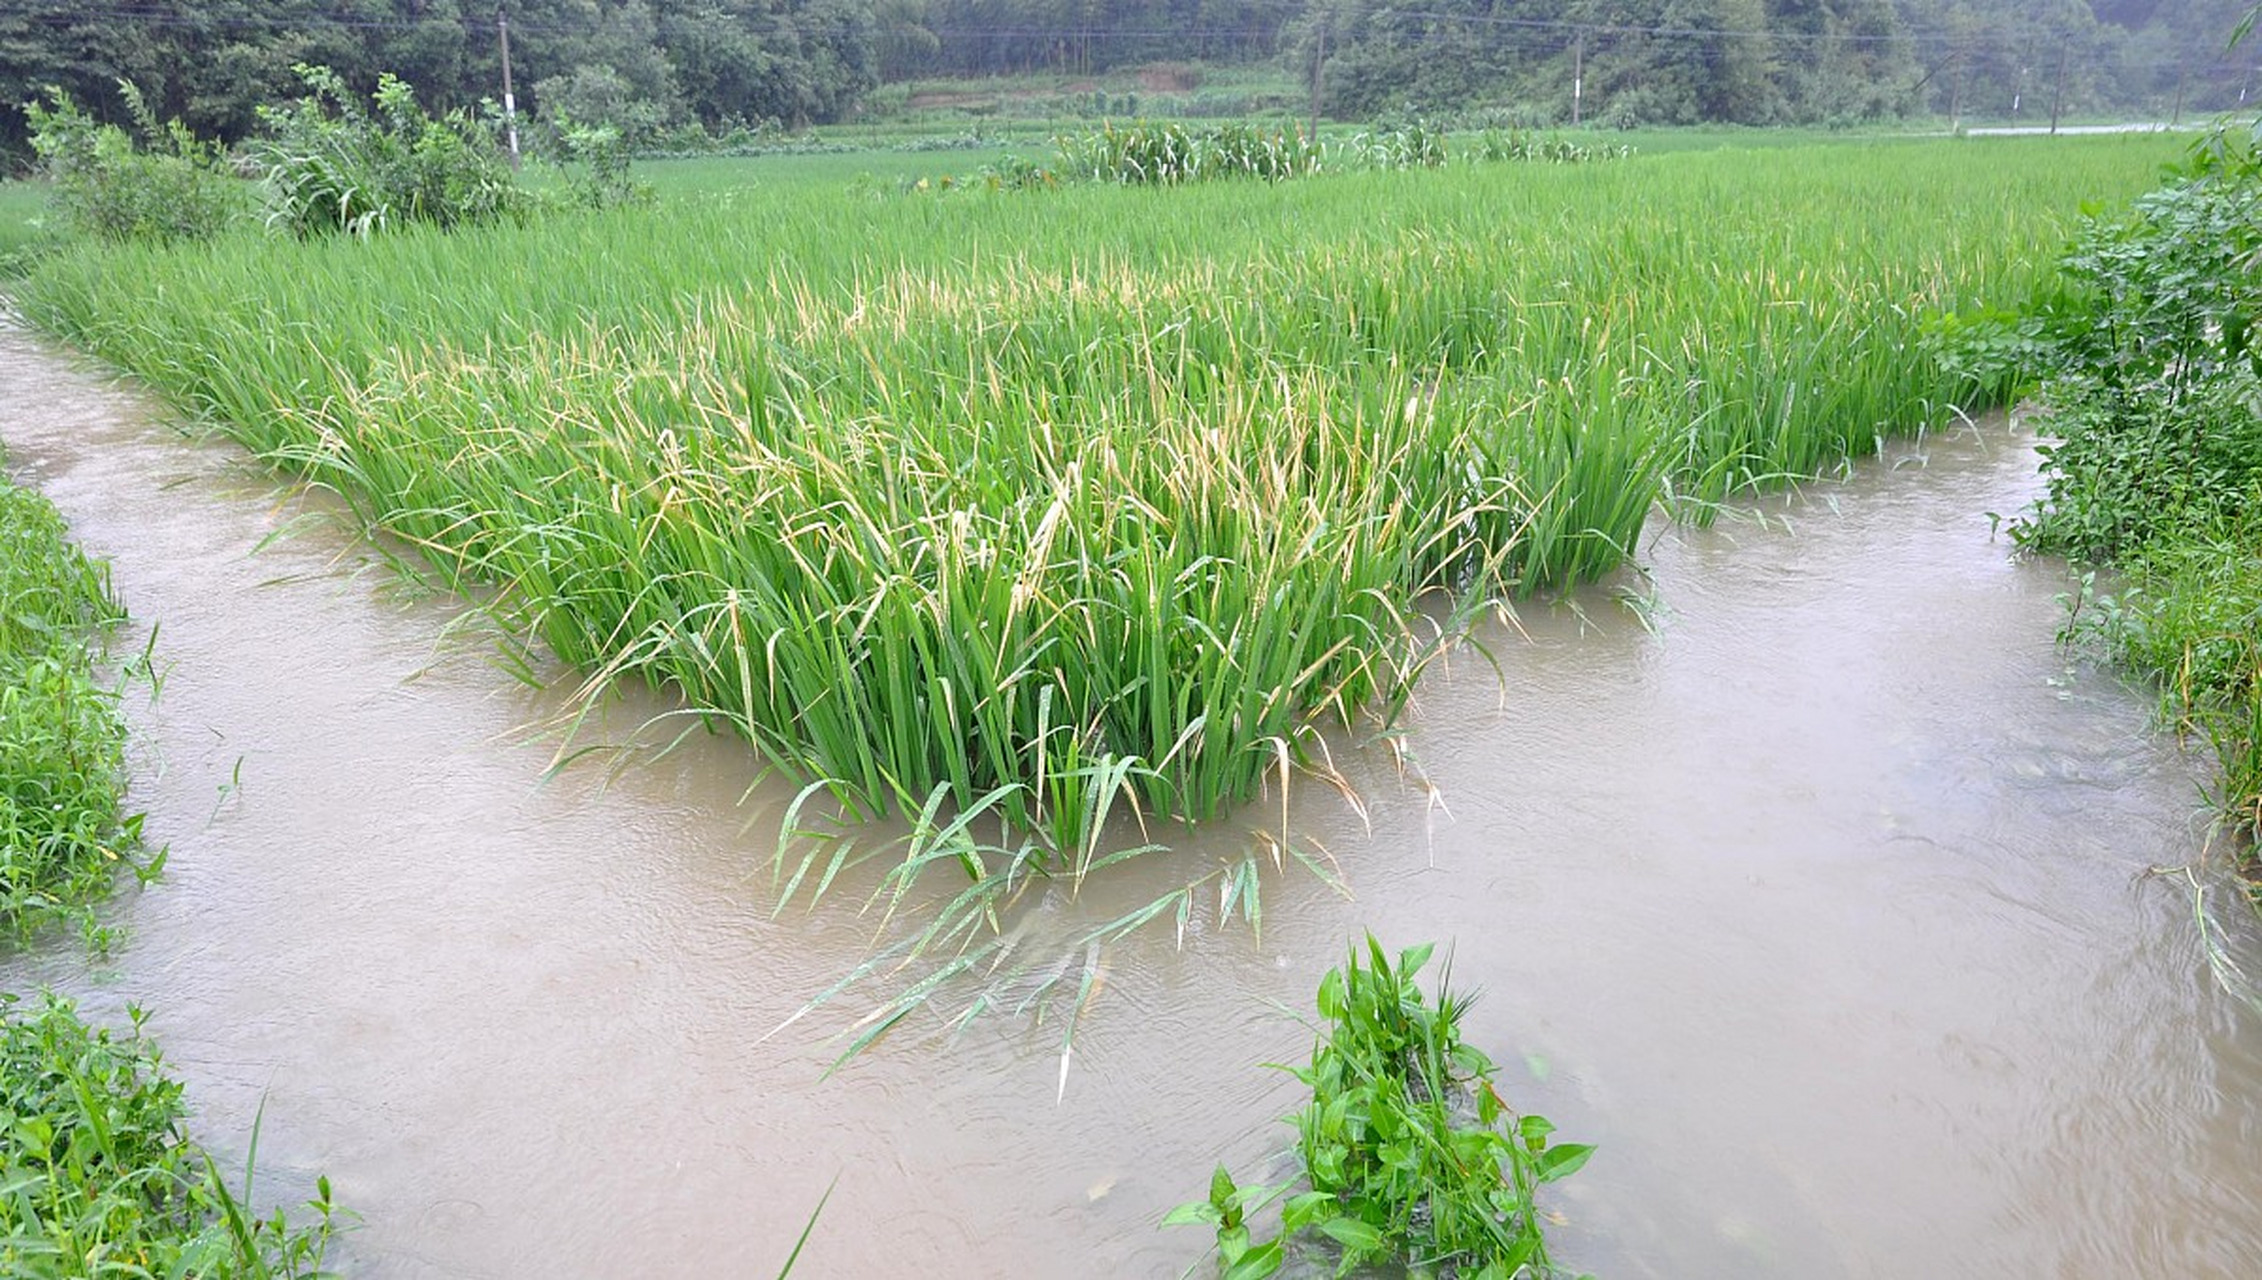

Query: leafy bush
[1172,938,1590,1278]
[551,118,655,210]
[22,85,242,244]
[2009,146,2262,562]
[254,64,531,238]
[0,992,338,1278]
[531,63,674,149]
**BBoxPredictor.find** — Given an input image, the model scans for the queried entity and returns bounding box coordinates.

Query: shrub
[22,84,242,243]
[1961,118,2262,852]
[254,64,531,238]
[2009,148,2262,563]
[552,118,654,210]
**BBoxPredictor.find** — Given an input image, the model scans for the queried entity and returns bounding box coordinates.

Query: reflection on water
[4,325,2260,1279]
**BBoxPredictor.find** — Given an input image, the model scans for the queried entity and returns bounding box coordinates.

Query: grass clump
[0,449,143,945]
[0,992,338,1278]
[1171,937,1589,1279]
[253,65,535,238]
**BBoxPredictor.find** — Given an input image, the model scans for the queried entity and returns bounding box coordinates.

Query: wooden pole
[1308,15,1328,143]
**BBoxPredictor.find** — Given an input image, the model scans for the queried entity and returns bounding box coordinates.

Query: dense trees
[0,0,2250,160]
[1304,0,2257,124]
[0,0,882,157]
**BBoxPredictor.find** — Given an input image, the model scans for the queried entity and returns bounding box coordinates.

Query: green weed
[0,449,141,946]
[1170,936,1589,1279]
[0,992,339,1278]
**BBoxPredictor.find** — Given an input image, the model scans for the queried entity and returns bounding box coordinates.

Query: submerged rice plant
[14,136,2179,890]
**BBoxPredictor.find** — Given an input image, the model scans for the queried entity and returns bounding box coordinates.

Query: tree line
[0,0,2251,159]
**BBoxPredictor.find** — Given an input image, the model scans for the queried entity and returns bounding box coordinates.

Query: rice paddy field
[12,135,2184,874]
[15,130,2262,1278]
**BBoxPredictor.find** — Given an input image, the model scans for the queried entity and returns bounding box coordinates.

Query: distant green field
[15,133,2182,873]
[0,179,51,265]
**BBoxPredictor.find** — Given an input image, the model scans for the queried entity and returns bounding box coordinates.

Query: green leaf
[1538,1142,1596,1182]
[1209,1164,1237,1215]
[1162,1200,1220,1228]
[1317,1216,1385,1252]
[1220,1238,1286,1280]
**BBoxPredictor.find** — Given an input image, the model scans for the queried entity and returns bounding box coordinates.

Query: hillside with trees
[0,0,2253,158]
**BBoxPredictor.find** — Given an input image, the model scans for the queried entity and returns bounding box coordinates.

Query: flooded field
[5,322,2261,1278]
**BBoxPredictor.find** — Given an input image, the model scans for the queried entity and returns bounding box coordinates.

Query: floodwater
[4,321,2261,1279]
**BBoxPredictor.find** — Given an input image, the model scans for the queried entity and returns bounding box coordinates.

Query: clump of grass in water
[1171,936,1591,1279]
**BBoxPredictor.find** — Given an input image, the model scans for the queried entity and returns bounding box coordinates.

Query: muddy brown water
[5,322,2262,1279]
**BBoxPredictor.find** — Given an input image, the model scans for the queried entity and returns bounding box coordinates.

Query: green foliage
[0,455,144,947]
[1170,937,1591,1278]
[1046,117,1620,186]
[0,992,338,1278]
[2008,142,2262,562]
[532,63,676,150]
[2071,509,2262,842]
[1350,114,1450,169]
[254,65,532,238]
[1053,120,1325,183]
[552,118,657,211]
[22,85,242,244]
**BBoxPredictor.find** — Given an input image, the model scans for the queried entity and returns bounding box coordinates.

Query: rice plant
[13,136,2181,920]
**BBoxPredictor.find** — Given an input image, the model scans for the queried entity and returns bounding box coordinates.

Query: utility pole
[498,8,521,167]
[2048,40,2068,135]
[1948,50,1963,132]
[1572,28,1585,127]
[1308,14,1329,144]
[2173,67,2188,126]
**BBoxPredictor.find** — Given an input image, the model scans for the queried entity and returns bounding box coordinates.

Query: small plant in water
[1170,936,1591,1278]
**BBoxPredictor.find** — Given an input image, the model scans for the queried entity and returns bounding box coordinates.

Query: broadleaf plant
[1172,936,1591,1278]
